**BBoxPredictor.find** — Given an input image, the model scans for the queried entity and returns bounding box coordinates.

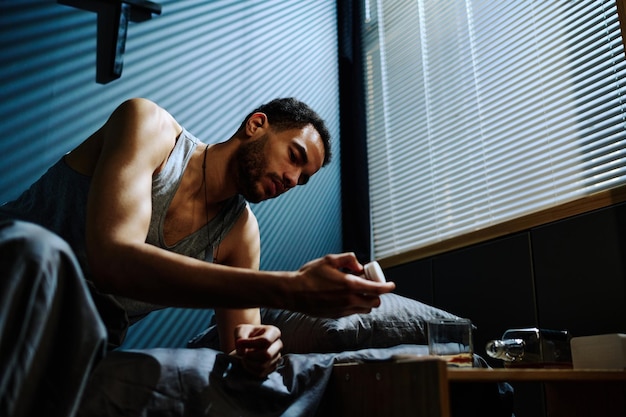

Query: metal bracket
[58,0,162,84]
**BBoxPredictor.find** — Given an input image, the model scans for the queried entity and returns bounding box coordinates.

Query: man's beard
[235,134,269,203]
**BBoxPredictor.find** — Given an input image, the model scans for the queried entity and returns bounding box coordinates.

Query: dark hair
[239,98,332,166]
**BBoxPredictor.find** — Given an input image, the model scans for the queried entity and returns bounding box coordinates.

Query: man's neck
[200,140,239,206]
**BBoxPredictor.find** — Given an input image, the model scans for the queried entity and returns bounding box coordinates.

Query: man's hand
[288,252,396,317]
[233,324,283,378]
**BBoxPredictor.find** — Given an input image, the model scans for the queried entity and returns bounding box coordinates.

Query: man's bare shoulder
[116,98,181,133]
[65,99,177,175]
[237,204,260,252]
[105,98,182,157]
[229,204,260,239]
[68,97,183,178]
[218,204,260,268]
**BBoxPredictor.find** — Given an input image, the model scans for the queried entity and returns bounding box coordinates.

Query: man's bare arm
[214,205,262,353]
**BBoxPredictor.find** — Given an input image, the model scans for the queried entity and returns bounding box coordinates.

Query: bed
[77,294,514,417]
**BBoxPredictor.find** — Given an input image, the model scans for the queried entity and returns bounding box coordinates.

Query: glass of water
[427,318,474,368]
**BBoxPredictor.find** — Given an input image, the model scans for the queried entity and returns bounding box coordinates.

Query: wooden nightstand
[449,368,626,417]
[319,357,626,417]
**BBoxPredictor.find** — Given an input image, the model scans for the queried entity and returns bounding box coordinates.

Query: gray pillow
[188,294,462,354]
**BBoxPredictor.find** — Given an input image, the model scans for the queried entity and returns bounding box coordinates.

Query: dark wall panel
[431,233,537,364]
[531,203,626,337]
[386,258,433,305]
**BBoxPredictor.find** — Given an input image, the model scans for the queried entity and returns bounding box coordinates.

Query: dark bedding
[78,345,513,417]
[77,293,514,416]
[79,346,336,417]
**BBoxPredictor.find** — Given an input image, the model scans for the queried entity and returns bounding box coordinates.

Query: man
[0,97,394,408]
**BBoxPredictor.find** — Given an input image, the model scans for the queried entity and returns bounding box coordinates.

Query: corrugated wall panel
[0,0,342,348]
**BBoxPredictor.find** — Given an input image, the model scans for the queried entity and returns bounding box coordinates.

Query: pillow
[188,293,462,354]
[261,293,462,353]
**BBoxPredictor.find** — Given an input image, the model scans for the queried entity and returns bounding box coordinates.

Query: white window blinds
[364,0,626,259]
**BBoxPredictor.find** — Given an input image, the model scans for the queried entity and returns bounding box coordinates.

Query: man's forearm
[87,241,290,310]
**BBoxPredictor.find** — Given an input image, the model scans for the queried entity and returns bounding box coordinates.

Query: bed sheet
[78,345,513,417]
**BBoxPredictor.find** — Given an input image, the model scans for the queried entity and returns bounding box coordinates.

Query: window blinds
[364,0,626,259]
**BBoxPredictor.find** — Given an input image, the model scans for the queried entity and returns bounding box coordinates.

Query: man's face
[235,124,325,203]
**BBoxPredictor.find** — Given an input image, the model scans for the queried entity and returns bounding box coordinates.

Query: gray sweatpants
[0,220,107,417]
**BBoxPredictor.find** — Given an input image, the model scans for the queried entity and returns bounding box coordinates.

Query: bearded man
[0,97,394,417]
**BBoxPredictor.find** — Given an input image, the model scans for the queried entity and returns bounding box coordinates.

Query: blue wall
[0,0,343,347]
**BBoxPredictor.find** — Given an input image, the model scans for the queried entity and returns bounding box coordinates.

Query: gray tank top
[0,128,246,319]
